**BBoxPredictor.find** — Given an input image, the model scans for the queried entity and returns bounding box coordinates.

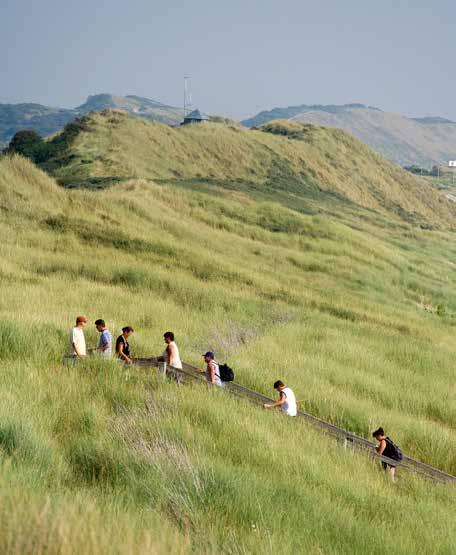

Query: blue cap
[203,351,215,358]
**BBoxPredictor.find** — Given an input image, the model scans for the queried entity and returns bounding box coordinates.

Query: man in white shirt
[263,380,297,416]
[68,315,87,359]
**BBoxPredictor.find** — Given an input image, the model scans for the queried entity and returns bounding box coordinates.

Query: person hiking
[372,427,403,479]
[95,319,112,358]
[199,352,223,387]
[67,315,87,360]
[263,380,297,416]
[160,331,182,369]
[116,326,134,364]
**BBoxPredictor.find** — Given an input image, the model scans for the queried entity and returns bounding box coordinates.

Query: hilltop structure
[182,109,209,125]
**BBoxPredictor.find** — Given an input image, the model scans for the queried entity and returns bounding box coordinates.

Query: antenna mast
[184,75,190,118]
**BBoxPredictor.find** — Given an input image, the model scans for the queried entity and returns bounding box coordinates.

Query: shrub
[4,130,53,163]
[0,422,21,455]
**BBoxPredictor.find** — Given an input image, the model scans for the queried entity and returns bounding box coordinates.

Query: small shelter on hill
[182,109,209,125]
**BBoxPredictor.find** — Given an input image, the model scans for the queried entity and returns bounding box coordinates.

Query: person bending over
[116,326,134,364]
[263,380,297,416]
[372,427,402,480]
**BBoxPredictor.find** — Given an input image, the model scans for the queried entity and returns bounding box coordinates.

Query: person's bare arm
[376,439,387,455]
[117,342,132,364]
[208,362,216,384]
[165,344,172,365]
[263,392,286,409]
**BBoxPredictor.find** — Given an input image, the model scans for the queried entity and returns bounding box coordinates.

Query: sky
[1,0,455,120]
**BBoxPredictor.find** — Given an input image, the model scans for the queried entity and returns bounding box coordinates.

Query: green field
[0,115,455,554]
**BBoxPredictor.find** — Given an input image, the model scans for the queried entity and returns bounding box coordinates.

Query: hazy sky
[1,0,455,120]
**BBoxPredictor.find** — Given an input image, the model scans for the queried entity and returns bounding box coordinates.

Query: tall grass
[0,360,454,554]
[0,154,455,552]
[38,111,456,227]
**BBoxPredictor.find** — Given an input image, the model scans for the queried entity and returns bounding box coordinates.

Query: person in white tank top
[263,380,297,416]
[162,331,183,369]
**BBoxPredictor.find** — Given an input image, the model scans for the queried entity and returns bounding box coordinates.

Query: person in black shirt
[372,427,402,480]
[116,326,134,364]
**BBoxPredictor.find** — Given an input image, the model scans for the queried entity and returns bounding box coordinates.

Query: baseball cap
[203,351,215,358]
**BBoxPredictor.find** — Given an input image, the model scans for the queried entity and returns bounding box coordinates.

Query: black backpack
[218,363,234,382]
[385,437,403,461]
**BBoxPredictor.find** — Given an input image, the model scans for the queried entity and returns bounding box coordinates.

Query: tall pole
[184,75,189,119]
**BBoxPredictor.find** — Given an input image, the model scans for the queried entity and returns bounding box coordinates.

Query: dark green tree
[5,130,52,163]
[6,130,43,157]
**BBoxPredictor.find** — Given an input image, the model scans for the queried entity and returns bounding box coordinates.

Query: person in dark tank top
[116,326,134,364]
[372,427,402,480]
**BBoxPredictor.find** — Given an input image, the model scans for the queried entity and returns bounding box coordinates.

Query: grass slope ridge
[0,94,183,147]
[39,111,456,229]
[242,104,456,167]
[0,155,455,552]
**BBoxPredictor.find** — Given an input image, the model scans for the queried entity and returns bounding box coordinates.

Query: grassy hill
[38,111,456,229]
[242,104,456,167]
[0,119,455,553]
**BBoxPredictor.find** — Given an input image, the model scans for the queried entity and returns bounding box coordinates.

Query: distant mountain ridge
[0,94,183,148]
[242,104,456,167]
[76,94,182,118]
[412,116,455,125]
[242,103,382,127]
[0,103,78,149]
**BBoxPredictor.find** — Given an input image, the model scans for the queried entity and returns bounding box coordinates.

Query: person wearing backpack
[199,352,224,387]
[372,427,403,479]
[263,380,297,416]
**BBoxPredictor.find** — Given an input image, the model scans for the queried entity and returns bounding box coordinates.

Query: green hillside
[242,104,456,167]
[38,111,456,229]
[0,123,455,553]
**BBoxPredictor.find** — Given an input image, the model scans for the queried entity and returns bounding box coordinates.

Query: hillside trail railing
[134,357,456,485]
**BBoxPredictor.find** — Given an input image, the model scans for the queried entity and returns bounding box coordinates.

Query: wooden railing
[133,357,456,485]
